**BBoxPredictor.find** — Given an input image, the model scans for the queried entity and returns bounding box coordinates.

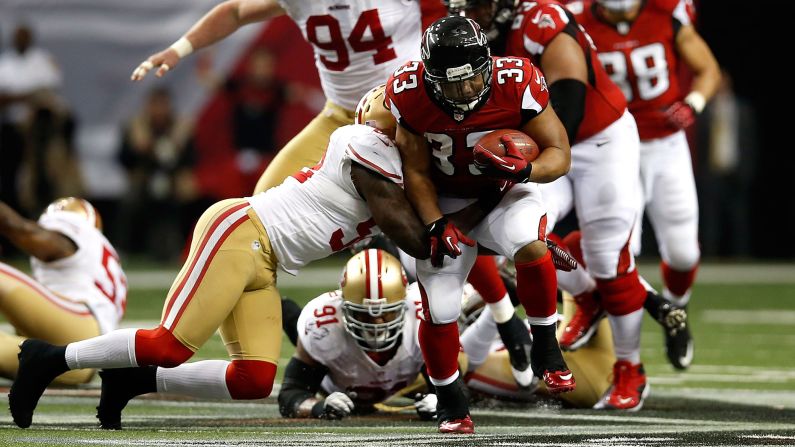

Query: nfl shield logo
[454,112,464,122]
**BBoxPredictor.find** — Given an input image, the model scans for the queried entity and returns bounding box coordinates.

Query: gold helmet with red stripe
[340,249,407,352]
[354,84,397,140]
[43,197,103,231]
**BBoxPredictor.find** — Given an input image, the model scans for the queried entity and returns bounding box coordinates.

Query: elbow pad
[278,356,328,417]
[549,79,587,144]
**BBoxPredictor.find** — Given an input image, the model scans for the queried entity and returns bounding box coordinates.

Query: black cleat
[529,324,575,393]
[96,366,157,430]
[9,339,68,428]
[435,376,471,429]
[644,292,692,370]
[496,315,535,388]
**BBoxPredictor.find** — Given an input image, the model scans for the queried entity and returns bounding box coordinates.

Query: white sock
[460,306,497,370]
[557,266,596,296]
[663,288,691,307]
[486,294,513,323]
[65,328,138,370]
[607,308,643,364]
[156,360,232,400]
[428,370,459,387]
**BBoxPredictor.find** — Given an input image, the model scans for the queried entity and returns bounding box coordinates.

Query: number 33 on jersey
[385,56,549,198]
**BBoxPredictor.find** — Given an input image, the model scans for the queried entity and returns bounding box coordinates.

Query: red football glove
[426,217,475,267]
[665,101,696,130]
[546,238,577,272]
[473,135,533,182]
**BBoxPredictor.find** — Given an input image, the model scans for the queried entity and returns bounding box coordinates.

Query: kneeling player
[0,198,126,385]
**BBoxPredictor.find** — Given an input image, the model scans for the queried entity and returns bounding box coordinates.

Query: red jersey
[385,57,550,198]
[505,0,626,142]
[569,0,696,140]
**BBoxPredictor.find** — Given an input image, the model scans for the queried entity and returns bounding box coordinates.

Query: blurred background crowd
[0,0,788,262]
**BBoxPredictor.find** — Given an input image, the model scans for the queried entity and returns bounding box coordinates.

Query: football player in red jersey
[452,0,687,411]
[386,16,574,434]
[566,0,720,372]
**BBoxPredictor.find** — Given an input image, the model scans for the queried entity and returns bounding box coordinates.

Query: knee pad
[226,360,277,400]
[580,216,635,278]
[596,270,646,316]
[661,238,701,271]
[135,326,194,368]
[418,282,460,324]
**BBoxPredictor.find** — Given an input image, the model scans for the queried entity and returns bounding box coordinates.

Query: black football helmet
[421,16,492,118]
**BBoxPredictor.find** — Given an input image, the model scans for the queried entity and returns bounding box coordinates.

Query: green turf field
[1,262,794,446]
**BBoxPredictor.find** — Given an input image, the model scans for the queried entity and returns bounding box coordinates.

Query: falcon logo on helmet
[42,197,103,231]
[340,249,408,352]
[421,16,493,120]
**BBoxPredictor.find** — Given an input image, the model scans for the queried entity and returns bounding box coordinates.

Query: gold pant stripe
[162,201,251,330]
[0,263,90,315]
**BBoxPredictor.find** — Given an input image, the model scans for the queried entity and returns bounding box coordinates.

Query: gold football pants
[160,199,282,364]
[0,262,100,385]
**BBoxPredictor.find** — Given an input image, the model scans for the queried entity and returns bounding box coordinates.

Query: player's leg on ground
[573,112,648,411]
[254,102,354,193]
[0,263,99,384]
[467,255,533,386]
[557,292,614,408]
[98,201,279,430]
[470,182,574,393]
[553,231,603,351]
[416,246,476,433]
[9,200,255,428]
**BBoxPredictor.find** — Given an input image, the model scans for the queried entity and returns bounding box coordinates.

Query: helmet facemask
[426,61,492,115]
[340,249,408,353]
[342,298,406,352]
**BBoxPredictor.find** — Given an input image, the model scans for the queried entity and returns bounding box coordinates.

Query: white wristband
[169,37,194,59]
[684,91,706,114]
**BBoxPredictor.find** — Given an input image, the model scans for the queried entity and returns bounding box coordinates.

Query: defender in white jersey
[278,250,430,419]
[0,198,126,385]
[9,95,499,430]
[130,0,426,193]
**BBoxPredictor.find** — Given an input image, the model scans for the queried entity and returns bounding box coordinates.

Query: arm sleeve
[549,78,587,143]
[277,356,329,418]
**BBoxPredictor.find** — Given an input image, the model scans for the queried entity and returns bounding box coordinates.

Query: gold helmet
[354,84,397,140]
[43,197,103,231]
[340,249,407,352]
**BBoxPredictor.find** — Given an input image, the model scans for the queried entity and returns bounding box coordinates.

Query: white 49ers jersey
[249,124,403,275]
[278,0,421,110]
[31,212,127,334]
[298,283,425,405]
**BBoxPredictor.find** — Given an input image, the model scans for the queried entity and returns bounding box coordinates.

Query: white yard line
[702,309,795,325]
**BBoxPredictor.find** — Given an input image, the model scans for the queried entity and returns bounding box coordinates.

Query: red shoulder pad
[517,2,572,55]
[522,63,551,116]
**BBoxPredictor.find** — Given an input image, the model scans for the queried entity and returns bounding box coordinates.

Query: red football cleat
[438,415,475,434]
[559,291,605,351]
[593,361,649,411]
[543,369,576,393]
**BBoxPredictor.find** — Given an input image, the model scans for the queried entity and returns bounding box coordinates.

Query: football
[473,129,540,166]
